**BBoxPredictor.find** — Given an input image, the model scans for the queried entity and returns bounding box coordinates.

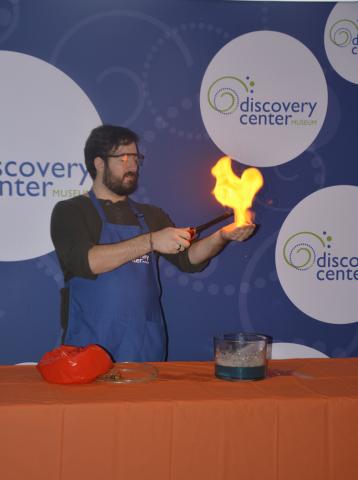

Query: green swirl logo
[329,19,358,47]
[207,76,254,114]
[283,231,330,271]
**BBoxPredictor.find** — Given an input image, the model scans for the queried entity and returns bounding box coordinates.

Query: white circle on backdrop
[325,3,358,84]
[0,51,101,261]
[200,31,328,167]
[275,185,358,324]
[270,343,328,359]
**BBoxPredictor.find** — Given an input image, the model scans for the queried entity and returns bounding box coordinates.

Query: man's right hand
[152,227,192,254]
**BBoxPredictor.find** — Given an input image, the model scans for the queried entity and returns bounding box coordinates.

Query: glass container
[214,333,268,381]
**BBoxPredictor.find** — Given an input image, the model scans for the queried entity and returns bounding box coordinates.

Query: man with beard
[51,125,255,361]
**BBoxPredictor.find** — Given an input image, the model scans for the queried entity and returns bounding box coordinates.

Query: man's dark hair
[84,125,139,179]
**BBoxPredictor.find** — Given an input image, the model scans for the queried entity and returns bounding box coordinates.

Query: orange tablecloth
[1,359,358,480]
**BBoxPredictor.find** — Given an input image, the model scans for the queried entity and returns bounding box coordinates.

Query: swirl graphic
[50,11,192,65]
[49,10,195,138]
[283,232,326,270]
[288,242,316,270]
[142,21,231,142]
[329,19,358,47]
[208,76,253,115]
[96,66,145,126]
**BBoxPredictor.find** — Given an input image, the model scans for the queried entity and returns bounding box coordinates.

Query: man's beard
[103,165,139,196]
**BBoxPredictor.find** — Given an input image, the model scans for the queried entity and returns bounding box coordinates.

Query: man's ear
[94,157,105,176]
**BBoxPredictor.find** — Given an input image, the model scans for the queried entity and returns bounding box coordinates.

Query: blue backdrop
[0,0,357,364]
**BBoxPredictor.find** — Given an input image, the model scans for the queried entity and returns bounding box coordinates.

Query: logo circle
[0,51,101,261]
[200,31,328,167]
[275,185,358,325]
[324,3,358,84]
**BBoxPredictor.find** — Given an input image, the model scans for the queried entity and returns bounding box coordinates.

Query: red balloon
[37,344,113,384]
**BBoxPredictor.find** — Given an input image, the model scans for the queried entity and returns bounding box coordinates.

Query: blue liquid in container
[215,364,266,381]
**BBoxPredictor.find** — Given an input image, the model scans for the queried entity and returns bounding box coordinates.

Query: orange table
[1,359,358,480]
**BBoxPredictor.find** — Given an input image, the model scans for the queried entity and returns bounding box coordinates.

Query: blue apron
[64,190,166,362]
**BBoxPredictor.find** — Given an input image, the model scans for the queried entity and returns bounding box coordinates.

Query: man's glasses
[107,153,145,167]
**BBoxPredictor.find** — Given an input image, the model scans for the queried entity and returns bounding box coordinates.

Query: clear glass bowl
[214,333,268,381]
[97,362,158,384]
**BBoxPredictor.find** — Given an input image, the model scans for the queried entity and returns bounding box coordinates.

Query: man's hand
[187,223,257,265]
[152,227,192,254]
[220,223,256,242]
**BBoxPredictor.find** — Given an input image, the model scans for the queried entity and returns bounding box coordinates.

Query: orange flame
[211,156,264,226]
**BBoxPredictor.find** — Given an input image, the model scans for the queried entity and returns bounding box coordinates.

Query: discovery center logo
[200,31,327,168]
[283,231,358,281]
[0,159,88,198]
[325,3,358,84]
[207,75,318,127]
[329,19,358,55]
[0,160,88,199]
[275,186,358,325]
[0,51,100,261]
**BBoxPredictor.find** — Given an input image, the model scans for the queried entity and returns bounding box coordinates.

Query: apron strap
[128,198,148,233]
[88,190,107,222]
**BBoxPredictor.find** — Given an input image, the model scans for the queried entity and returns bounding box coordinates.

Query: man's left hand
[220,223,256,242]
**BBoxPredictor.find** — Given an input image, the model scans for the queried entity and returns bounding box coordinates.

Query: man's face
[102,142,139,196]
